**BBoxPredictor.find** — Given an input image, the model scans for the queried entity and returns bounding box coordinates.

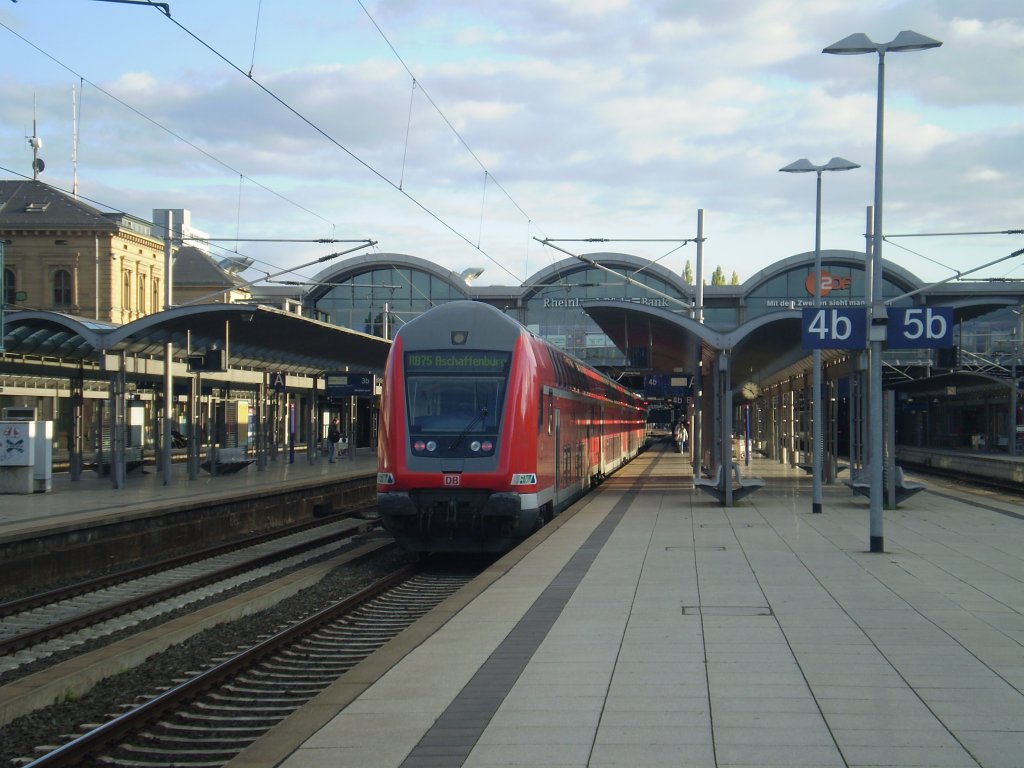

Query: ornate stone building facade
[1,180,165,324]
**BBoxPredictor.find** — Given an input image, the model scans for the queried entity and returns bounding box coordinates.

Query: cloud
[0,0,1020,288]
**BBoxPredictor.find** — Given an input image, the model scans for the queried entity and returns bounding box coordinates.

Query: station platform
[0,448,379,546]
[236,442,1024,768]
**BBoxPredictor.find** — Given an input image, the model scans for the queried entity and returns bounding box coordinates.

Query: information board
[801,307,867,350]
[325,372,375,397]
[885,307,954,349]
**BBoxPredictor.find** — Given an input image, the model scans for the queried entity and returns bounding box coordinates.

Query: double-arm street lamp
[780,157,859,515]
[823,31,941,552]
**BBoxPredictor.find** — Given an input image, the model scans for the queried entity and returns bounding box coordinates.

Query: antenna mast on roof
[27,94,44,179]
[72,85,79,197]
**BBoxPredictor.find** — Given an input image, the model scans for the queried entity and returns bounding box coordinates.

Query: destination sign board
[325,372,374,397]
[404,351,510,374]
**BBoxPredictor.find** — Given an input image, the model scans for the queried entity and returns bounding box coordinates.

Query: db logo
[806,271,851,297]
[443,474,461,486]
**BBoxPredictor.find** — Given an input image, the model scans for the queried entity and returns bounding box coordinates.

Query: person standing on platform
[679,423,689,454]
[327,418,341,463]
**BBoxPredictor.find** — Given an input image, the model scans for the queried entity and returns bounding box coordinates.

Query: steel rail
[20,564,419,768]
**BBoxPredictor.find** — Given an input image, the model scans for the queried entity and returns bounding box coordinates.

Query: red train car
[377,301,647,553]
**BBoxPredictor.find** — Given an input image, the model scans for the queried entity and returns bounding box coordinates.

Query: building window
[4,268,14,305]
[153,278,160,311]
[123,272,132,312]
[53,268,72,307]
[138,274,147,314]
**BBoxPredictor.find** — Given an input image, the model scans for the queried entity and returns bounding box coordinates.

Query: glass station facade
[302,251,1021,378]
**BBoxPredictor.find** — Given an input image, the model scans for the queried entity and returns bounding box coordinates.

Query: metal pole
[1011,364,1019,458]
[162,211,174,485]
[692,208,704,477]
[0,241,5,354]
[812,171,824,513]
[869,51,887,552]
[308,377,317,465]
[94,234,100,321]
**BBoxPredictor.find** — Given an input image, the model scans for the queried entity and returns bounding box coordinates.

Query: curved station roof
[4,248,1021,397]
[2,304,390,385]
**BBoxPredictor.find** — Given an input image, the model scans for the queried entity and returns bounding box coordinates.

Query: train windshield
[404,350,510,435]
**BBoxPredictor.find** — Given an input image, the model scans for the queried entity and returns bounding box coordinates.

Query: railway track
[0,513,379,680]
[898,460,1024,503]
[18,564,476,768]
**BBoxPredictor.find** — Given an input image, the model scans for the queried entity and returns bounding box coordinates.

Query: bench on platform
[844,464,926,506]
[693,464,765,503]
[201,446,254,475]
[732,464,766,501]
[693,465,724,500]
[92,446,145,476]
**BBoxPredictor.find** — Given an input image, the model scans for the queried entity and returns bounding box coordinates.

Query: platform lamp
[823,31,941,551]
[780,157,859,515]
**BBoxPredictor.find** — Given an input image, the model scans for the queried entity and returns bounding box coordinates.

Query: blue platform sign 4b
[801,307,867,349]
[886,307,954,349]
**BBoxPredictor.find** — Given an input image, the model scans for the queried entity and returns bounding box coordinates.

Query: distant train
[377,301,647,553]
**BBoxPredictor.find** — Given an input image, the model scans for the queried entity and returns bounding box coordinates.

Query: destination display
[405,351,510,374]
[325,372,374,397]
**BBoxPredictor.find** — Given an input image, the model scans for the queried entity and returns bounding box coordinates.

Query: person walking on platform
[327,418,341,463]
[673,421,688,454]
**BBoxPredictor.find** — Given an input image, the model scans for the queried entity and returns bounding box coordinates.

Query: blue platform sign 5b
[801,307,867,349]
[886,307,954,349]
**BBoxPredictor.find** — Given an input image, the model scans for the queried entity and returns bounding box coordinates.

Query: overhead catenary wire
[2,5,524,288]
[355,0,537,230]
[144,2,530,284]
[0,19,335,230]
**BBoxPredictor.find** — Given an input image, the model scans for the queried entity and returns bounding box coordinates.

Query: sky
[1,0,1022,291]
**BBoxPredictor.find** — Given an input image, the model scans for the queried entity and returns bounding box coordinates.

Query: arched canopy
[2,304,390,377]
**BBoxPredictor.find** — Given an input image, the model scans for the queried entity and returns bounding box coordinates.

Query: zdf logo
[805,271,852,297]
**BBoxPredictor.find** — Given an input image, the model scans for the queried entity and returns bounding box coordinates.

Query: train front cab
[378,331,541,553]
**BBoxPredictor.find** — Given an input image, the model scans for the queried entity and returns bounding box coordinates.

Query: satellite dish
[32,158,44,174]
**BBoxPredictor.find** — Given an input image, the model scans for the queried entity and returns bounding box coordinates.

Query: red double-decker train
[377,301,647,553]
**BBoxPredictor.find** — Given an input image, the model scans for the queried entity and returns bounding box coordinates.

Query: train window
[404,350,511,436]
[538,386,544,432]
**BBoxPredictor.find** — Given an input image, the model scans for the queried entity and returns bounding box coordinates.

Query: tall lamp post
[824,31,941,552]
[780,157,859,515]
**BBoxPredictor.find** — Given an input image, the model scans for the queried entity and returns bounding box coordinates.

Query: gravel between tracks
[0,544,417,765]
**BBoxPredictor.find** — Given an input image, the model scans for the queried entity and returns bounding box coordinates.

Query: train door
[553,408,562,507]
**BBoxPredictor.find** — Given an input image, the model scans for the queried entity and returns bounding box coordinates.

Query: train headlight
[470,440,481,452]
[426,440,437,452]
[413,440,426,452]
[481,440,493,452]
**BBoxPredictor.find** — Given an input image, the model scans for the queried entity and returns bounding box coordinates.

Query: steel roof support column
[718,350,733,507]
[162,210,174,485]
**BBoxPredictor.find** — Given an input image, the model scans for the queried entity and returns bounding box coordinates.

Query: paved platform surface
[240,442,1024,768]
[0,448,378,544]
